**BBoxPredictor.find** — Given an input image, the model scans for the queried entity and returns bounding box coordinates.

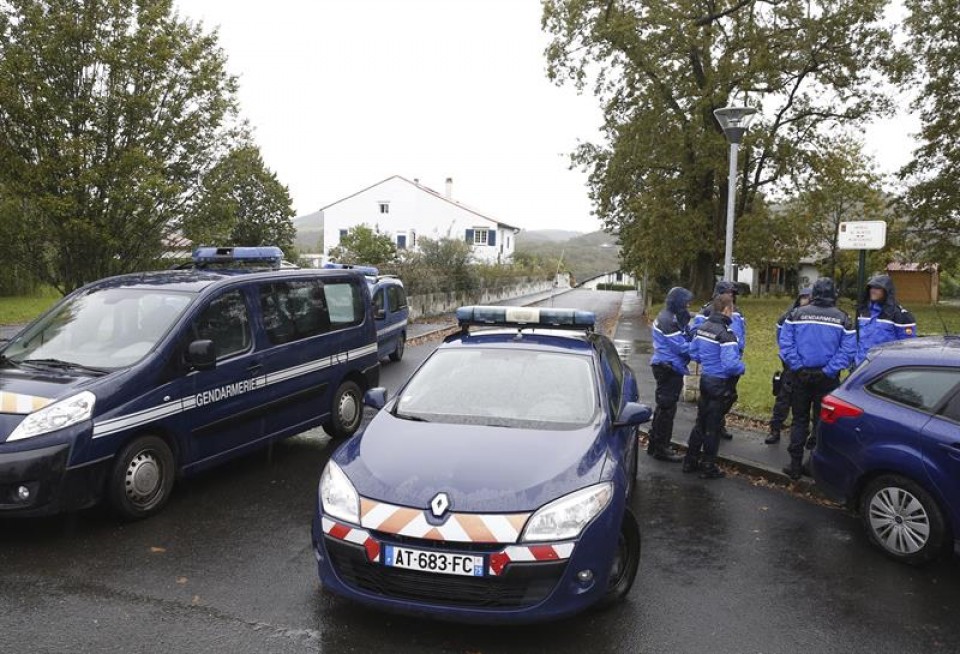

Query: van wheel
[324,380,363,440]
[860,475,949,565]
[107,435,176,520]
[389,334,405,362]
[599,508,641,607]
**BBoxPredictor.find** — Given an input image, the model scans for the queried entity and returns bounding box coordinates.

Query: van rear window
[323,282,364,329]
[258,279,363,345]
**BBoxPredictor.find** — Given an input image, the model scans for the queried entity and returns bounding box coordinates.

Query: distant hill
[515,229,583,245]
[516,229,621,285]
[293,210,323,253]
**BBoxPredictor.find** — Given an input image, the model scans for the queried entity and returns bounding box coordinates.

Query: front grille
[326,537,566,609]
[370,531,505,554]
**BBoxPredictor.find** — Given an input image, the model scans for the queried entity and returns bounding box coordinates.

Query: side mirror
[613,402,652,428]
[374,309,386,321]
[364,387,388,410]
[186,339,217,371]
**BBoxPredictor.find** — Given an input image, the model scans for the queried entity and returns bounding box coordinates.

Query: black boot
[699,458,725,480]
[652,446,684,463]
[682,456,701,473]
[719,428,733,440]
[764,428,781,445]
[782,458,802,481]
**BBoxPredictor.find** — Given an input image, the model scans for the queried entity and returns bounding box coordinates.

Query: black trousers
[687,375,736,463]
[649,364,684,450]
[770,364,795,431]
[788,370,840,460]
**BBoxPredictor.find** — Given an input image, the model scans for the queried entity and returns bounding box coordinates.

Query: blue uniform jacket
[651,287,694,375]
[855,275,916,365]
[779,301,856,378]
[690,313,745,379]
[691,305,746,353]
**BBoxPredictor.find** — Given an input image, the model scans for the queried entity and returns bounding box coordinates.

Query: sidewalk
[407,286,577,345]
[615,292,818,490]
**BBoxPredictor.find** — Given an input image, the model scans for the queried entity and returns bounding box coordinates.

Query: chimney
[413,178,420,185]
[445,177,453,199]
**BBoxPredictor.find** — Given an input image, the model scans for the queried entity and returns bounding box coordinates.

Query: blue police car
[323,264,410,363]
[811,336,960,564]
[312,306,651,623]
[0,247,379,519]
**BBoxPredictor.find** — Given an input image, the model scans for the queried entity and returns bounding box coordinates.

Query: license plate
[383,545,485,577]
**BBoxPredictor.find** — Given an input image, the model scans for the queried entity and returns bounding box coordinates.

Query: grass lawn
[659,296,960,421]
[0,288,62,326]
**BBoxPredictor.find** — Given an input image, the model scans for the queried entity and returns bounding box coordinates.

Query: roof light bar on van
[323,262,380,277]
[456,306,595,332]
[192,246,283,268]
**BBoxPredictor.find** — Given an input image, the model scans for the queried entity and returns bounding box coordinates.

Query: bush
[596,283,636,291]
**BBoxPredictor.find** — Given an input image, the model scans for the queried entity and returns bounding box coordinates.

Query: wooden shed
[886,263,940,304]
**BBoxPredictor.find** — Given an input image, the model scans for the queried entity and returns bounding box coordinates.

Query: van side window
[387,286,407,312]
[259,280,329,345]
[192,290,251,359]
[373,289,385,314]
[323,281,364,329]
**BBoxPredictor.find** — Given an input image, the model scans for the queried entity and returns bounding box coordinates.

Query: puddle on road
[615,339,652,358]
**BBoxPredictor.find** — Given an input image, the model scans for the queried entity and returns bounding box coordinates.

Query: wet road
[1,290,959,653]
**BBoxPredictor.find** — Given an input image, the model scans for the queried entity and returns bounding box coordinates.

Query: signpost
[838,220,888,337]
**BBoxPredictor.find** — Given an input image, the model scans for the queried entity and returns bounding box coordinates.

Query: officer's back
[691,312,744,379]
[779,279,855,376]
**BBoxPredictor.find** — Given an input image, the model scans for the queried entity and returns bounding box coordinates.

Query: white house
[315,175,521,264]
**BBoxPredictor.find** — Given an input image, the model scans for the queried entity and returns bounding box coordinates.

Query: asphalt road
[1,290,958,653]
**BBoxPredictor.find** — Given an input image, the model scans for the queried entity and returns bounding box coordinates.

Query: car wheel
[859,474,949,565]
[389,333,405,362]
[599,508,641,607]
[323,380,363,440]
[107,435,176,520]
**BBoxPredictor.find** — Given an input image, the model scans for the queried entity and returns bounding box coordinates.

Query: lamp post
[714,106,758,281]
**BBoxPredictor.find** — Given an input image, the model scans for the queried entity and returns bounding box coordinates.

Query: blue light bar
[322,262,380,277]
[456,305,595,331]
[192,246,283,267]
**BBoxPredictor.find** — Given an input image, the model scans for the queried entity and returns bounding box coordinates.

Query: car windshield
[395,348,598,428]
[2,287,195,372]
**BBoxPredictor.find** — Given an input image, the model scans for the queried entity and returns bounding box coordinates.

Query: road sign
[837,221,887,250]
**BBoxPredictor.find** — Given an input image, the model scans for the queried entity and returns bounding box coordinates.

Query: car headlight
[319,460,360,525]
[6,391,96,442]
[521,482,614,542]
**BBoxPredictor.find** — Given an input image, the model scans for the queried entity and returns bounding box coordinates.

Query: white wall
[580,271,637,290]
[322,177,517,264]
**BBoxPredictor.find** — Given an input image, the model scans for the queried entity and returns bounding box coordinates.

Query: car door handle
[247,363,263,376]
[938,442,960,460]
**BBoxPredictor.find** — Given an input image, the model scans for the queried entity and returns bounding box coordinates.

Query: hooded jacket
[775,287,812,343]
[651,287,694,375]
[690,281,746,352]
[778,278,856,377]
[855,274,917,364]
[690,312,745,379]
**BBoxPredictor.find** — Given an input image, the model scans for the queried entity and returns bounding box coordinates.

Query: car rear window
[868,368,960,412]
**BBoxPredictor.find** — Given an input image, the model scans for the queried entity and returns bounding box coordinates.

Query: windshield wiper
[393,411,430,423]
[0,354,23,369]
[21,358,109,375]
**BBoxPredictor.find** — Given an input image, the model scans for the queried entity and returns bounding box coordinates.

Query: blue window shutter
[396,234,407,249]
[339,229,347,239]
[488,230,496,247]
[465,229,474,244]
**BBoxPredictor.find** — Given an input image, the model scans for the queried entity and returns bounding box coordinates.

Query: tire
[600,508,641,607]
[859,474,949,565]
[389,333,405,362]
[323,379,364,440]
[107,435,176,520]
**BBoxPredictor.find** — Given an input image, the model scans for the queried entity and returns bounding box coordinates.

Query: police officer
[683,293,745,480]
[648,287,694,462]
[765,287,812,444]
[691,280,745,440]
[777,278,856,480]
[855,274,917,365]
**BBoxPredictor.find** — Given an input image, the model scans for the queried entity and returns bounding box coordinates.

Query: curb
[638,426,824,497]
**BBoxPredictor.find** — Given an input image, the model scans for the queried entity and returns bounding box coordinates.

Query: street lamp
[714,106,758,282]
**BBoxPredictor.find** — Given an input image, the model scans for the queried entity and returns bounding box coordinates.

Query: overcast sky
[177,0,917,233]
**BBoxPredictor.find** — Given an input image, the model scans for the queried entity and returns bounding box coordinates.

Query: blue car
[312,306,651,623]
[812,336,960,564]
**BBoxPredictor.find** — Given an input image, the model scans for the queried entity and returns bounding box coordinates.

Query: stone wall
[406,278,556,321]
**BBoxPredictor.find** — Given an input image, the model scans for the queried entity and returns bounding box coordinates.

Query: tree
[184,145,297,257]
[784,139,889,295]
[542,0,902,296]
[0,0,238,292]
[899,0,960,269]
[328,225,397,265]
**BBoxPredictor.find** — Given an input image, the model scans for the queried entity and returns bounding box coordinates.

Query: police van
[0,247,379,519]
[323,264,409,363]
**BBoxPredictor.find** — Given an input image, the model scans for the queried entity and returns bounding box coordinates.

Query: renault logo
[430,492,450,518]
